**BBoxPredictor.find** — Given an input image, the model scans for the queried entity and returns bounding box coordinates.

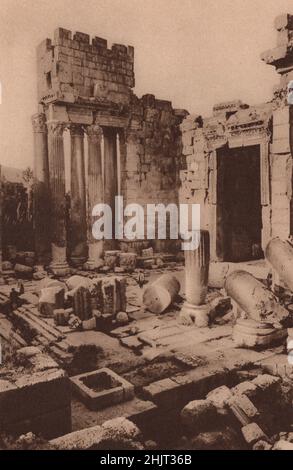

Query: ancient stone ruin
[0,13,293,451]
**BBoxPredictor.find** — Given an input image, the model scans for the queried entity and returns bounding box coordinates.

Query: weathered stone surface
[66,275,91,290]
[38,286,65,317]
[16,346,41,359]
[273,439,293,450]
[181,399,217,432]
[119,252,137,272]
[143,274,180,314]
[116,311,129,325]
[241,423,267,446]
[53,308,71,326]
[206,385,232,409]
[69,285,92,321]
[225,270,289,324]
[92,276,126,315]
[14,264,33,276]
[51,417,142,450]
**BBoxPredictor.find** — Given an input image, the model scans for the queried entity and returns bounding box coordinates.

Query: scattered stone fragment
[232,381,258,398]
[241,423,267,446]
[66,275,91,291]
[70,286,92,321]
[228,394,260,421]
[119,252,137,272]
[104,250,120,269]
[225,270,289,324]
[16,346,41,359]
[273,440,293,450]
[53,308,71,326]
[143,273,180,314]
[2,261,13,271]
[82,317,97,330]
[181,399,217,432]
[116,311,129,325]
[14,263,33,278]
[251,374,281,392]
[206,386,233,409]
[253,440,272,450]
[38,286,65,317]
[68,315,82,330]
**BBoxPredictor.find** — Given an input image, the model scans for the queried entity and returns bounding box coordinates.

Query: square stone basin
[70,367,134,410]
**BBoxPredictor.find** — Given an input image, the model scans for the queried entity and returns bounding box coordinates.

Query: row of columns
[32,114,120,276]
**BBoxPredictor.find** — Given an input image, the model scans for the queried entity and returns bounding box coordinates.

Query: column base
[50,244,70,277]
[84,242,104,270]
[179,302,210,327]
[50,261,71,277]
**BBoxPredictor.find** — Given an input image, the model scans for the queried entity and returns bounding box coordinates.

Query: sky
[0,0,292,169]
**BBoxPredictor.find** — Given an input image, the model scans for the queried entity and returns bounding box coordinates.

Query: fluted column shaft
[70,124,87,266]
[103,127,118,249]
[85,124,104,268]
[47,121,69,276]
[32,113,50,265]
[180,230,210,327]
[185,230,210,305]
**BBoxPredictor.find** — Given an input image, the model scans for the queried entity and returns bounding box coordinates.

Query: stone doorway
[217,145,263,262]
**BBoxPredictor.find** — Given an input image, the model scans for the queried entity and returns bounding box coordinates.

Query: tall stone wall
[37,27,134,106]
[121,94,186,249]
[34,27,187,265]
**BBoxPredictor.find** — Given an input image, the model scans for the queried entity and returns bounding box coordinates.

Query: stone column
[179,230,210,327]
[103,127,118,249]
[32,113,50,265]
[47,121,70,276]
[69,124,87,266]
[85,124,104,269]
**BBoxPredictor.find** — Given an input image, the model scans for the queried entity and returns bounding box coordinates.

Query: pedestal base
[50,261,71,277]
[84,242,104,270]
[233,318,287,349]
[179,302,210,327]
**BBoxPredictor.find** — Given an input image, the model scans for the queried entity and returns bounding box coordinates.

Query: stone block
[181,399,217,432]
[251,374,281,392]
[273,106,290,125]
[241,423,267,446]
[0,369,71,427]
[232,381,258,398]
[39,286,65,317]
[228,394,260,421]
[118,252,137,272]
[70,368,134,411]
[206,385,232,408]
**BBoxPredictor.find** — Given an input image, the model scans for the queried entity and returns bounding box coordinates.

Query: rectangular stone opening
[216,144,263,262]
[81,370,120,392]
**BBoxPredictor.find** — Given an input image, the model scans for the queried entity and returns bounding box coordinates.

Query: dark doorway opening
[217,145,263,262]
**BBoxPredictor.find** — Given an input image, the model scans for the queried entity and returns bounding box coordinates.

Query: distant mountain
[0,165,25,183]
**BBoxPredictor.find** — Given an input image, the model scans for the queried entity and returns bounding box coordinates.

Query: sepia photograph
[0,0,292,455]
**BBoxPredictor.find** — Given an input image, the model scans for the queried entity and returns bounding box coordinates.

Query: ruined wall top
[37,27,135,108]
[261,13,293,73]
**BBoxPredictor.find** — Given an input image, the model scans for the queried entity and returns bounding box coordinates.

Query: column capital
[70,123,84,137]
[47,121,66,137]
[32,113,47,133]
[86,124,103,142]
